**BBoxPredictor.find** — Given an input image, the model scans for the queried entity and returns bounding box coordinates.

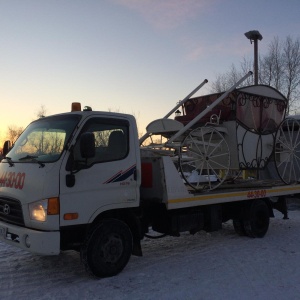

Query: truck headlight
[29,199,48,222]
[29,197,60,222]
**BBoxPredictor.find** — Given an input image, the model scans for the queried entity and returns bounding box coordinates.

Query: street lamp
[175,109,181,117]
[244,30,263,85]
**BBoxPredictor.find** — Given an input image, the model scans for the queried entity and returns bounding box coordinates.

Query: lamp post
[175,109,181,117]
[244,30,263,85]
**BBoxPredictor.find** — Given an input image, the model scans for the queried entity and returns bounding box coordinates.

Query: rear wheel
[243,200,270,238]
[232,219,247,236]
[81,219,133,277]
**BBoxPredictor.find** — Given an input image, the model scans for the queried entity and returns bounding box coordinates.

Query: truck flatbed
[168,180,300,209]
[141,155,300,210]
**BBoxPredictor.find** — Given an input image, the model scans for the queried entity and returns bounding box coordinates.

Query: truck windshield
[6,114,81,163]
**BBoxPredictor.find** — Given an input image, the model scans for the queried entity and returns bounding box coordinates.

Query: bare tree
[6,125,24,144]
[260,37,284,90]
[210,36,300,114]
[1,105,48,152]
[210,73,228,93]
[282,36,300,114]
[211,64,239,93]
[35,104,47,119]
[211,61,253,93]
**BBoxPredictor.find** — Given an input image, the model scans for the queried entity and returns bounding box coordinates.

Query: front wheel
[81,219,133,277]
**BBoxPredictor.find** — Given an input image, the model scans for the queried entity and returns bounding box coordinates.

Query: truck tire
[81,219,133,277]
[232,219,247,236]
[243,200,270,238]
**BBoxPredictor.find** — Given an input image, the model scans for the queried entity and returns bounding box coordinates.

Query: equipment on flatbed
[140,71,300,191]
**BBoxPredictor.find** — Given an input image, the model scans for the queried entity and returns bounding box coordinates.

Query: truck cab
[0,104,141,274]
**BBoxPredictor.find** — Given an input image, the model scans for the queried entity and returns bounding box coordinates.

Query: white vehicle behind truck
[1,73,300,277]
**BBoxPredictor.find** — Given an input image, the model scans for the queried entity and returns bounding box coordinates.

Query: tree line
[0,105,47,155]
[210,35,300,115]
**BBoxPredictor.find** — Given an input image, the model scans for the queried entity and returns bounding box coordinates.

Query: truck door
[59,115,140,226]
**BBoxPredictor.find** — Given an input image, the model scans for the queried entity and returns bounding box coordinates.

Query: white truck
[0,73,300,277]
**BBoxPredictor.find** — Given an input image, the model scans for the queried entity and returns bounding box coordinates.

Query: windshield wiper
[19,155,38,161]
[19,155,45,168]
[4,156,14,167]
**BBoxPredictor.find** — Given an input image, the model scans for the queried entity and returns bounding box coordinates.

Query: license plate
[0,226,7,238]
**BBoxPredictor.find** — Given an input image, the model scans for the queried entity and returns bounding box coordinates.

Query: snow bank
[1,209,300,300]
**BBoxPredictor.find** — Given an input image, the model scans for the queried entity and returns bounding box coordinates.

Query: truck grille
[0,198,24,226]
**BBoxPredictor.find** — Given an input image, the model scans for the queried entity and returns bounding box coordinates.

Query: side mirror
[3,140,11,157]
[80,132,95,159]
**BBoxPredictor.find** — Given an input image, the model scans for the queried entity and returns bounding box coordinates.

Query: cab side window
[73,117,129,165]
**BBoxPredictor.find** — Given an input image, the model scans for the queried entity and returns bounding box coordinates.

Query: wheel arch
[223,197,274,221]
[237,198,274,219]
[263,197,275,218]
[89,208,143,256]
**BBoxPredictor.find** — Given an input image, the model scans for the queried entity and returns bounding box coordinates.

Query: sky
[1,0,300,144]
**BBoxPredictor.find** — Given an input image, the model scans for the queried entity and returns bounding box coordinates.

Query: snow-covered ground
[1,206,300,300]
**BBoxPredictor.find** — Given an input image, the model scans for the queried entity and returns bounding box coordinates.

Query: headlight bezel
[28,197,60,222]
[29,199,48,222]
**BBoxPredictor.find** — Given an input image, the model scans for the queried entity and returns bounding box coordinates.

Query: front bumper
[0,221,60,255]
